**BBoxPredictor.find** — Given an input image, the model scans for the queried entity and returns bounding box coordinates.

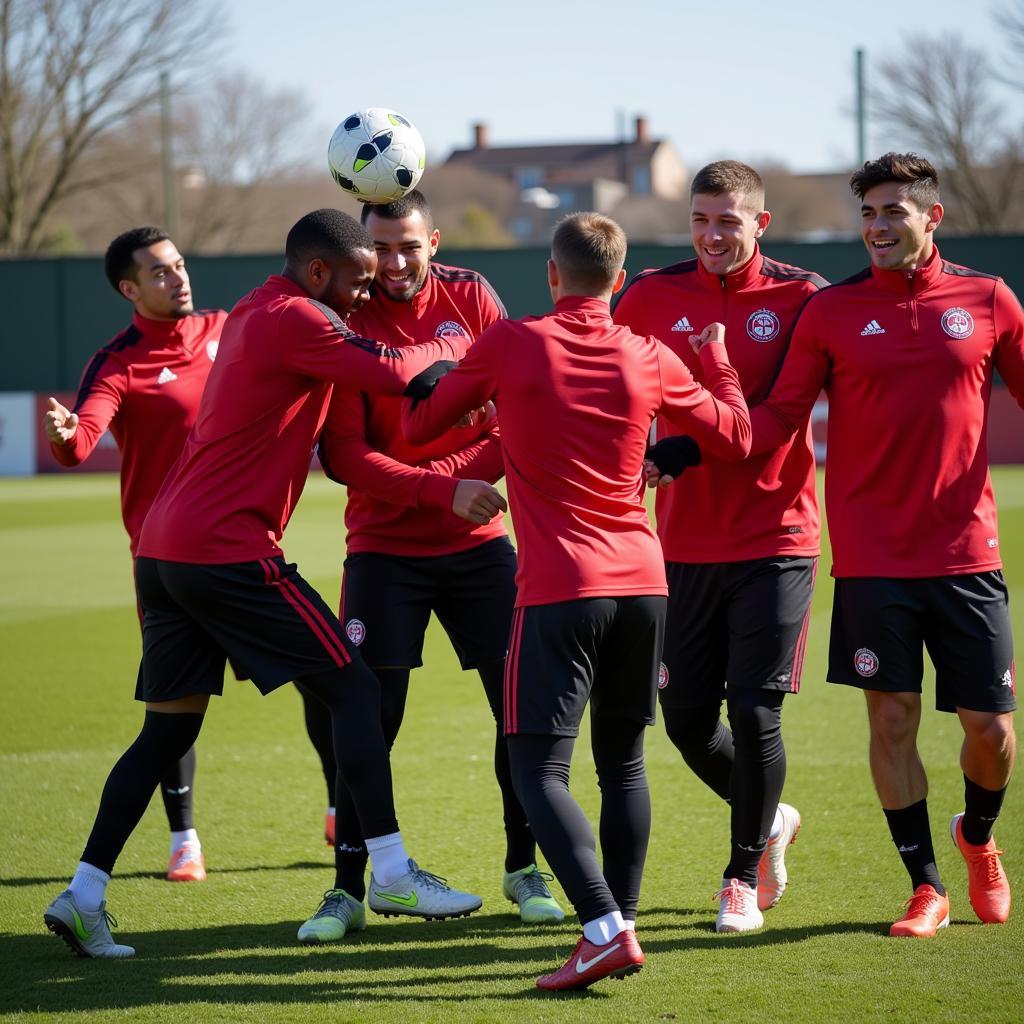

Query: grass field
[2,469,1023,1023]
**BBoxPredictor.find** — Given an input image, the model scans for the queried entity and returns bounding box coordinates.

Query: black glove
[645,435,702,478]
[404,360,457,404]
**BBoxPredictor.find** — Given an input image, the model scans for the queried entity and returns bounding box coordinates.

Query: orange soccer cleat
[536,930,644,992]
[950,813,1011,924]
[889,884,949,937]
[167,844,207,883]
[325,809,336,847]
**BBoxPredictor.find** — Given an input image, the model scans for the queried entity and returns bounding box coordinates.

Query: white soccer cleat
[368,859,482,920]
[43,889,135,958]
[757,802,801,911]
[715,877,764,933]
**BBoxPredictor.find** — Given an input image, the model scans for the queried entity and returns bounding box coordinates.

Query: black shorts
[827,572,1016,714]
[135,556,359,702]
[503,595,667,737]
[340,537,517,669]
[659,557,817,710]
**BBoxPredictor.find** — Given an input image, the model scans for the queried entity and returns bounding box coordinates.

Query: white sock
[583,910,627,945]
[68,862,110,913]
[622,919,636,931]
[326,806,336,816]
[365,831,410,886]
[769,807,784,841]
[170,828,200,856]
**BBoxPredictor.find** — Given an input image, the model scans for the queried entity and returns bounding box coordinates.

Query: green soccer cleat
[368,859,482,920]
[503,864,566,923]
[43,889,135,959]
[297,888,366,943]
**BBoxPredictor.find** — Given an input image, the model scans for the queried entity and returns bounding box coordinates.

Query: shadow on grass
[0,861,328,888]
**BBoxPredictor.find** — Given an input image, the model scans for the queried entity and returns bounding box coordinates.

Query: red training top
[614,245,826,563]
[52,309,226,556]
[402,295,751,607]
[320,262,508,557]
[138,275,472,564]
[750,248,1024,578]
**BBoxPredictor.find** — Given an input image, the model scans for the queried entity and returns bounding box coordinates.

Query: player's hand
[644,435,702,488]
[44,396,78,445]
[689,322,726,354]
[452,479,507,525]
[404,360,458,403]
[456,401,497,429]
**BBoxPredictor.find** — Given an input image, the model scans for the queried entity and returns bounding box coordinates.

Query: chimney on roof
[473,122,489,149]
[634,115,649,144]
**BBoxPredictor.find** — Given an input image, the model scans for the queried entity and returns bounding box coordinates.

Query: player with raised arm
[702,153,1022,937]
[44,227,224,885]
[613,162,826,932]
[402,212,751,991]
[42,209,483,960]
[295,191,562,944]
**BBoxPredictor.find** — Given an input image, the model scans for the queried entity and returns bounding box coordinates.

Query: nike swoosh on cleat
[576,943,621,973]
[375,891,419,908]
[70,907,90,942]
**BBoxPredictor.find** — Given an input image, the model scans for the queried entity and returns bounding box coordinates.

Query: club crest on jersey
[854,647,879,678]
[658,663,669,690]
[436,320,469,339]
[746,308,780,343]
[206,339,219,361]
[345,619,366,646]
[940,307,974,339]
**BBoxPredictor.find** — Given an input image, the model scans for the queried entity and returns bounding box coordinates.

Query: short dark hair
[850,152,940,209]
[551,212,627,291]
[285,208,374,269]
[690,160,765,210]
[359,188,433,229]
[104,226,170,294]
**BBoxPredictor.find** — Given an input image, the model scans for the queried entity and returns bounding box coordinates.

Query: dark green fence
[3,236,1022,391]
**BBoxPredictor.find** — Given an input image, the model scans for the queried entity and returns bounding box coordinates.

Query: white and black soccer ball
[327,108,426,203]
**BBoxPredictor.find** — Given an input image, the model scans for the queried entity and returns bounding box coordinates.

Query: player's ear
[925,203,943,234]
[610,267,627,294]
[118,278,139,302]
[755,210,771,236]
[428,229,440,257]
[547,259,559,289]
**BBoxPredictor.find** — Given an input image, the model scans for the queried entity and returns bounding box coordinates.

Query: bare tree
[871,33,1024,232]
[0,0,221,253]
[993,0,1024,91]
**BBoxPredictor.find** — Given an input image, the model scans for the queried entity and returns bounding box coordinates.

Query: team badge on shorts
[206,339,219,361]
[746,308,780,343]
[854,647,879,678]
[436,320,469,339]
[345,618,366,646]
[658,663,669,690]
[940,307,974,339]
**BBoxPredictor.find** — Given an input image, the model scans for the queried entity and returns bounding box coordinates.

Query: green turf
[1,470,1023,1022]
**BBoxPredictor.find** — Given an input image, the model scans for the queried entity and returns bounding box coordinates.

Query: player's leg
[294,681,337,843]
[161,747,206,882]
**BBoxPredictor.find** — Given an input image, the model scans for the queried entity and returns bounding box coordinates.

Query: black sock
[723,690,786,888]
[662,701,734,803]
[82,711,205,875]
[477,658,536,872]
[295,681,336,805]
[882,800,945,895]
[159,745,196,833]
[962,774,1008,846]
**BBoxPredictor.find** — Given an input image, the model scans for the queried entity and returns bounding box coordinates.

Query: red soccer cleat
[950,812,1011,924]
[889,884,949,937]
[536,930,644,991]
[167,844,206,883]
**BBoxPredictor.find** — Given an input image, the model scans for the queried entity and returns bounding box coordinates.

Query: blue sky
[221,0,1018,174]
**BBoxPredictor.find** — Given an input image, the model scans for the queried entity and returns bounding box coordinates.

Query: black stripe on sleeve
[431,264,509,319]
[73,325,142,411]
[305,297,403,358]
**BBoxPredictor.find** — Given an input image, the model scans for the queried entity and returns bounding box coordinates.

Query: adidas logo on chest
[860,320,885,336]
[156,367,178,384]
[671,316,693,332]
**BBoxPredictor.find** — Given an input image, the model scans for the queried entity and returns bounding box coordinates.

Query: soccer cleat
[368,859,482,920]
[43,890,135,959]
[325,809,336,847]
[950,812,1011,924]
[502,864,565,924]
[715,877,764,933]
[536,930,644,991]
[757,802,802,911]
[297,888,366,943]
[167,844,206,882]
[889,884,950,937]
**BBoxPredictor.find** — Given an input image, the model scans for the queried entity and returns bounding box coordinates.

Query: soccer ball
[328,108,426,203]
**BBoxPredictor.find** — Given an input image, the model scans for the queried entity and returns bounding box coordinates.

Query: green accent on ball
[353,158,372,173]
[418,154,426,169]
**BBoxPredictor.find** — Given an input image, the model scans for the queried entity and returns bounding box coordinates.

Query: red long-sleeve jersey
[52,309,225,556]
[751,248,1024,578]
[613,246,826,563]
[402,296,751,607]
[319,262,508,556]
[138,275,472,565]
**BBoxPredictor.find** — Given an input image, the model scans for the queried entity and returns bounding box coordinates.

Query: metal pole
[160,72,178,238]
[855,48,866,168]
